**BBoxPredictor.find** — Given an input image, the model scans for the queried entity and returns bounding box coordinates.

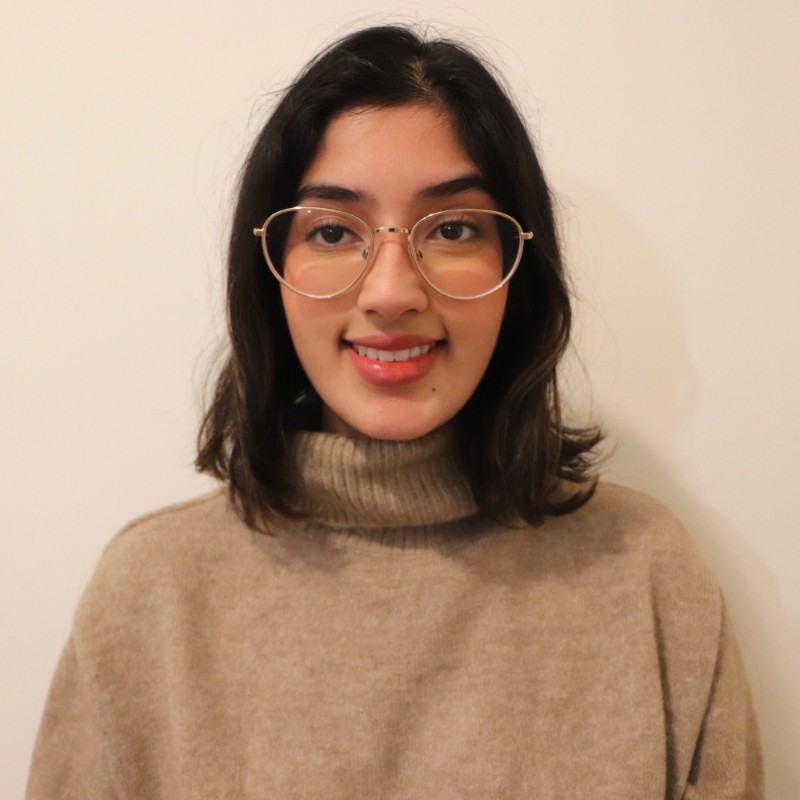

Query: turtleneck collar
[289,426,478,530]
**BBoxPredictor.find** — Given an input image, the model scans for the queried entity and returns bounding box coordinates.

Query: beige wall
[3,1,798,796]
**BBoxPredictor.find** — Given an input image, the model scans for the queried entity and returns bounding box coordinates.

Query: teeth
[353,343,434,362]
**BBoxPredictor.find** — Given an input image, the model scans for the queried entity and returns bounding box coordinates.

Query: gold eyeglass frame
[253,206,534,301]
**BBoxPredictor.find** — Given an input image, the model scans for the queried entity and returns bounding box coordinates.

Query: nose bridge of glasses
[373,226,411,235]
[367,225,417,266]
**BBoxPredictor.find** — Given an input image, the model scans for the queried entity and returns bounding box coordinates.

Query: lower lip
[345,344,442,386]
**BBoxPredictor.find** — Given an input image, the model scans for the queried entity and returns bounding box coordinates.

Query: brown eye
[428,217,480,243]
[439,222,465,240]
[318,225,346,244]
[306,221,361,248]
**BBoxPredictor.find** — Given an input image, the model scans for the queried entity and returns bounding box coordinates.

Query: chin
[323,404,453,442]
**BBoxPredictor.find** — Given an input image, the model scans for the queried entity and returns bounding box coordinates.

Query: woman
[28,25,762,799]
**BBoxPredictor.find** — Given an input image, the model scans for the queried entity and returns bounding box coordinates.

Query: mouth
[350,342,437,362]
[344,337,444,385]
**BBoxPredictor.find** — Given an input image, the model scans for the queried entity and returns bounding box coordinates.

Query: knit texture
[27,429,763,799]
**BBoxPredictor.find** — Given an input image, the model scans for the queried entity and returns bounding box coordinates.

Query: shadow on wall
[555,177,800,798]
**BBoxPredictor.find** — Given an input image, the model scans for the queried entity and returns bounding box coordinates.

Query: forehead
[300,104,485,209]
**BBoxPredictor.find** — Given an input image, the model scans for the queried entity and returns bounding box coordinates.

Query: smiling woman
[27,24,763,800]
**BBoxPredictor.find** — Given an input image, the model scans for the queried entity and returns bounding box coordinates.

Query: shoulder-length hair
[197,24,602,531]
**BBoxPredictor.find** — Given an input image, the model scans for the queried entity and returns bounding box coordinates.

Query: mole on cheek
[431,387,437,393]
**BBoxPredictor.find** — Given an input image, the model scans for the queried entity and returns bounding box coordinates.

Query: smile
[345,338,443,386]
[351,343,435,362]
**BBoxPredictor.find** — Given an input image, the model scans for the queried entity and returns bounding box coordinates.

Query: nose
[356,234,430,319]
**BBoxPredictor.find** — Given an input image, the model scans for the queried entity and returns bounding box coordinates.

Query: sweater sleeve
[682,603,763,799]
[26,636,117,800]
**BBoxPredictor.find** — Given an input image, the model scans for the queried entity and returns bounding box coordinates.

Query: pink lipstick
[345,336,443,386]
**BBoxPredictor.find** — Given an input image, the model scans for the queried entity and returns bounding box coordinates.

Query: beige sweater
[28,429,763,799]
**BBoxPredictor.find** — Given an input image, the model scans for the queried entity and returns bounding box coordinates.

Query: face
[281,103,508,440]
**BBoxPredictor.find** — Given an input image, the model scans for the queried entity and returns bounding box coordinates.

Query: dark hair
[196,24,602,530]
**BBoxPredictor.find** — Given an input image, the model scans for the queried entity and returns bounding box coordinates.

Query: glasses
[253,206,533,300]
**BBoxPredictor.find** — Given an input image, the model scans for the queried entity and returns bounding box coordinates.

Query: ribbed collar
[290,427,478,530]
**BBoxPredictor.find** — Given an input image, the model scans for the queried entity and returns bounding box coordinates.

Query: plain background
[3,1,798,797]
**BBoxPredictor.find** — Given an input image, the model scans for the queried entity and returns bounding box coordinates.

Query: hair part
[196,24,602,531]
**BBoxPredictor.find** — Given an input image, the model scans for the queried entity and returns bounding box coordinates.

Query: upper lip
[345,335,442,349]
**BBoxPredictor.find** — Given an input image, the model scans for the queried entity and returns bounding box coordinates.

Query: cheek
[446,291,507,374]
[281,290,347,380]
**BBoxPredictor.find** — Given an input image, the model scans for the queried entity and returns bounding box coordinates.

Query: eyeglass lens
[264,207,523,299]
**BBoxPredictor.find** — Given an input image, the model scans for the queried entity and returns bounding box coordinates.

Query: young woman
[28,25,763,799]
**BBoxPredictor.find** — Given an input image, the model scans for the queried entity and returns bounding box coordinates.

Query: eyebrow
[296,183,362,203]
[418,174,491,199]
[296,173,491,204]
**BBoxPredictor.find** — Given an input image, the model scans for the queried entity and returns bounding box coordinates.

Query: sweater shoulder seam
[108,487,226,545]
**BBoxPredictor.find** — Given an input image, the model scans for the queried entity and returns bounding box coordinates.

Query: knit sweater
[27,429,763,799]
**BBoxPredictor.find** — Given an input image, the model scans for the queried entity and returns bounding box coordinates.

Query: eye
[306,220,361,247]
[319,225,345,244]
[430,217,479,242]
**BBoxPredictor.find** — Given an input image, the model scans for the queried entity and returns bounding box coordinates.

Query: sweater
[27,428,763,799]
